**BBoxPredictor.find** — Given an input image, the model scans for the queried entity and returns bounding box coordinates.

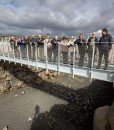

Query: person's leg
[23,46,27,58]
[20,46,23,58]
[38,46,41,61]
[70,52,74,65]
[28,44,32,59]
[62,51,68,64]
[80,50,86,67]
[94,47,97,62]
[88,49,92,68]
[104,50,109,70]
[78,48,83,66]
[97,51,103,69]
[32,45,36,60]
[39,45,45,61]
[53,49,58,62]
[14,47,19,58]
[47,49,52,62]
[64,52,68,64]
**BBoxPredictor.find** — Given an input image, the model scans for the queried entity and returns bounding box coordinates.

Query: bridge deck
[0,42,114,82]
[0,55,114,82]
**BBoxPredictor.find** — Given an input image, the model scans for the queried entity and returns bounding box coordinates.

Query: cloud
[0,0,114,35]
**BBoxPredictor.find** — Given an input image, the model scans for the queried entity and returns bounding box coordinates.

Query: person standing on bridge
[60,36,69,64]
[10,36,17,49]
[24,36,31,59]
[75,33,87,67]
[97,28,113,70]
[30,35,37,61]
[43,34,53,62]
[17,37,26,58]
[68,36,76,65]
[87,32,98,68]
[51,36,61,62]
[10,36,19,57]
[37,35,44,61]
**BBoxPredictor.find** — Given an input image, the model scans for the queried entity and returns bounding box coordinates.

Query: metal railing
[0,40,114,82]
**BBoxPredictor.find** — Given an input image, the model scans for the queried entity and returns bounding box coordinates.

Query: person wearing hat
[87,32,98,68]
[97,28,113,70]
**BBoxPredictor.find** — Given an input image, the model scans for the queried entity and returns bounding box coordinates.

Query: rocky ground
[0,61,90,94]
[0,61,114,130]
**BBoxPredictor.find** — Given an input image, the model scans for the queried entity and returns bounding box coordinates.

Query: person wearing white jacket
[68,36,76,65]
[43,34,52,62]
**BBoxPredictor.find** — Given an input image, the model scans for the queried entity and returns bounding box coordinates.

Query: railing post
[2,37,3,42]
[35,43,39,70]
[35,43,38,62]
[30,42,32,61]
[19,45,22,66]
[45,43,48,73]
[91,41,95,68]
[2,41,5,57]
[3,44,5,62]
[26,44,30,67]
[12,43,16,64]
[57,42,61,75]
[37,46,39,61]
[7,41,10,63]
[90,40,95,81]
[72,45,76,78]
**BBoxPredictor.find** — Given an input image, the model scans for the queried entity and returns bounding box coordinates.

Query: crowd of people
[8,28,113,70]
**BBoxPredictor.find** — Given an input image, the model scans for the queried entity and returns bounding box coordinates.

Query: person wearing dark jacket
[97,28,113,70]
[87,32,98,68]
[30,35,37,60]
[24,36,31,59]
[17,37,26,58]
[75,33,87,67]
[37,35,44,61]
[51,36,60,62]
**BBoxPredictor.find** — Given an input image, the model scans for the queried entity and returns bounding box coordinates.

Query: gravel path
[0,87,67,130]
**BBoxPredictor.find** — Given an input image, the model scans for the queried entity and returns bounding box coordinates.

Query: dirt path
[0,87,67,130]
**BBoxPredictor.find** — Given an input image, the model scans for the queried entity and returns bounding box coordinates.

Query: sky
[0,0,114,35]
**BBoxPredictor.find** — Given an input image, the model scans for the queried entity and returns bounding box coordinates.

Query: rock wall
[0,65,24,94]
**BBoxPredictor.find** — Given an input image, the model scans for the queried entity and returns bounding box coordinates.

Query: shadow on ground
[1,61,114,130]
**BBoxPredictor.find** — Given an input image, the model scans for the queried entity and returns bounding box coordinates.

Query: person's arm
[98,38,101,50]
[83,39,87,46]
[70,41,74,46]
[87,38,91,46]
[74,39,78,45]
[99,38,101,44]
[42,39,47,44]
[51,39,56,48]
[95,38,99,47]
[109,35,113,50]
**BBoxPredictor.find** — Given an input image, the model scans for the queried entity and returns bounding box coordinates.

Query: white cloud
[0,0,114,34]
